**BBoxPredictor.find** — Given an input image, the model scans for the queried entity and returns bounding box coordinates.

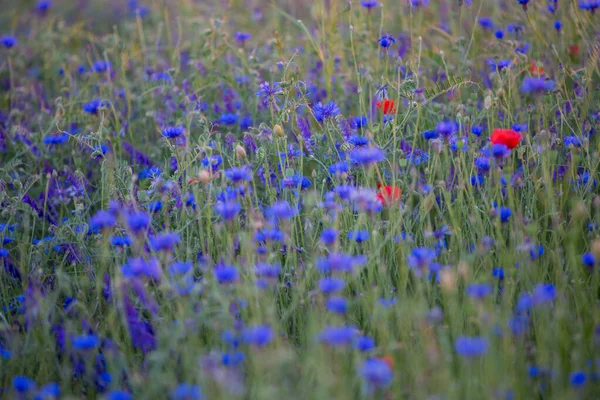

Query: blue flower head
[454,336,489,357]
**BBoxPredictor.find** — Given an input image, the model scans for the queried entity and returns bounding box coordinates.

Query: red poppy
[530,60,544,75]
[379,355,394,369]
[491,129,522,149]
[376,185,402,206]
[569,44,580,56]
[376,99,396,115]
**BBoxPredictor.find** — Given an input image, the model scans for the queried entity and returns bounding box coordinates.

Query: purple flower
[326,296,348,314]
[466,283,493,300]
[318,277,345,295]
[1,35,17,49]
[316,253,367,273]
[378,35,395,48]
[214,264,239,284]
[90,210,117,231]
[121,257,162,280]
[349,146,385,166]
[215,201,242,221]
[225,166,252,182]
[162,126,185,138]
[454,336,489,357]
[359,358,393,388]
[150,232,180,251]
[318,326,357,346]
[532,283,556,306]
[242,325,273,347]
[406,247,436,277]
[520,77,555,94]
[313,101,340,123]
[126,211,151,233]
[360,0,378,9]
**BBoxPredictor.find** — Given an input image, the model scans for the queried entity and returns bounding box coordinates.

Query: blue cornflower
[13,376,36,393]
[35,382,60,399]
[169,261,193,276]
[201,155,223,171]
[218,113,238,125]
[478,17,494,30]
[494,30,505,39]
[436,120,458,137]
[326,296,348,314]
[475,157,490,173]
[454,336,489,357]
[1,35,17,48]
[256,81,282,106]
[579,0,600,12]
[234,32,252,42]
[582,252,596,267]
[214,264,239,284]
[564,135,582,147]
[360,0,378,8]
[225,166,252,182]
[111,236,131,247]
[492,267,505,279]
[529,244,545,260]
[491,143,511,158]
[359,358,393,388]
[347,230,370,243]
[316,253,367,274]
[520,77,555,94]
[517,0,530,9]
[267,201,298,221]
[355,335,376,351]
[0,248,8,258]
[423,130,439,140]
[221,352,245,366]
[570,371,587,387]
[328,161,349,175]
[139,166,162,180]
[495,206,512,223]
[162,126,185,138]
[318,277,345,295]
[72,334,100,350]
[472,126,484,136]
[121,257,162,280]
[466,283,493,300]
[354,115,368,128]
[350,146,385,165]
[407,247,436,277]
[488,59,511,72]
[516,292,532,312]
[319,326,357,347]
[242,325,273,347]
[92,60,110,73]
[254,228,284,243]
[348,135,369,147]
[378,35,395,48]
[83,99,105,114]
[171,384,204,400]
[532,283,556,305]
[37,1,53,11]
[90,210,117,231]
[320,228,339,245]
[107,390,132,400]
[149,232,180,252]
[215,201,242,221]
[554,20,563,31]
[126,211,151,233]
[313,101,340,123]
[240,115,253,130]
[43,133,69,145]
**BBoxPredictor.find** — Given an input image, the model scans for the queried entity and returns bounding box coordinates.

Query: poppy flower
[490,129,522,149]
[569,44,580,56]
[379,355,394,369]
[376,184,402,206]
[376,99,396,115]
[530,60,544,75]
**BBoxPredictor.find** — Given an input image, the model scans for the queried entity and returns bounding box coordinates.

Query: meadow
[1,0,599,398]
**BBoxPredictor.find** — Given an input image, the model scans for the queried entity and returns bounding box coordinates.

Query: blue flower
[37,1,53,11]
[319,326,357,346]
[149,232,180,252]
[359,358,393,388]
[454,336,489,357]
[201,155,223,171]
[318,277,345,295]
[72,334,100,350]
[267,201,298,221]
[316,253,367,273]
[494,30,505,39]
[532,283,556,306]
[225,166,252,182]
[13,376,36,393]
[256,81,282,106]
[407,247,436,277]
[350,146,385,166]
[520,77,555,94]
[139,166,162,180]
[93,60,110,72]
[111,236,131,247]
[348,135,369,147]
[554,20,563,31]
[360,0,378,8]
[570,371,587,387]
[107,390,132,400]
[35,382,60,399]
[347,230,370,243]
[472,126,484,136]
[378,35,395,48]
[313,101,340,123]
[423,130,439,140]
[214,264,239,284]
[326,296,348,314]
[582,252,596,267]
[171,384,204,400]
[234,31,252,42]
[242,325,273,347]
[218,113,238,125]
[355,335,376,351]
[162,126,185,138]
[121,257,162,280]
[83,99,105,114]
[436,121,458,137]
[466,283,493,299]
[478,17,494,30]
[90,210,117,231]
[169,261,193,276]
[43,133,69,145]
[353,115,368,128]
[492,267,505,279]
[564,135,582,147]
[1,35,17,49]
[126,211,151,233]
[215,201,242,221]
[320,228,339,245]
[328,161,349,175]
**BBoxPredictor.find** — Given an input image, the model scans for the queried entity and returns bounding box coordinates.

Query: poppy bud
[198,170,211,184]
[274,124,284,137]
[235,144,247,159]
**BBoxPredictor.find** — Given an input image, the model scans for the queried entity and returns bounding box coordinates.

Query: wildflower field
[1,0,600,398]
